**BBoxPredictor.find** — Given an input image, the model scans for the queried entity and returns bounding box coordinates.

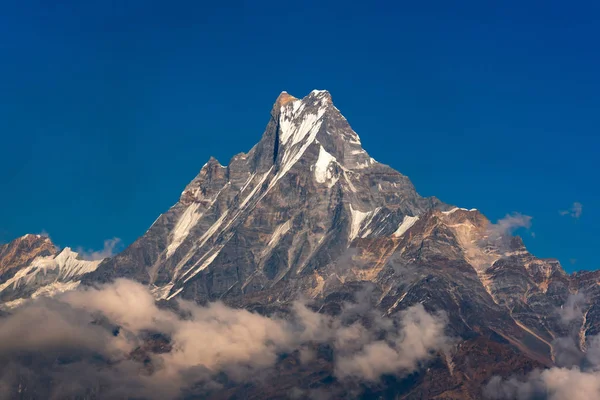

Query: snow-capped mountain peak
[80,90,444,302]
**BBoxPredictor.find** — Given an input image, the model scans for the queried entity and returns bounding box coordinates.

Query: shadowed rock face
[1,91,598,398]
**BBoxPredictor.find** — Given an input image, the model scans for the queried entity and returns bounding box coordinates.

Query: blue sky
[0,1,598,272]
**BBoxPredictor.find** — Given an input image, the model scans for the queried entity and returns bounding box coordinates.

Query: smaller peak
[59,246,75,255]
[201,157,225,171]
[307,89,332,103]
[55,247,81,262]
[207,156,221,165]
[193,157,226,184]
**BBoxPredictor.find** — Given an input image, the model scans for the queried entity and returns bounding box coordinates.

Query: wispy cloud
[560,202,583,219]
[76,238,123,261]
[37,230,50,238]
[485,213,533,244]
[485,366,600,400]
[494,213,533,234]
[558,292,587,325]
[334,304,450,381]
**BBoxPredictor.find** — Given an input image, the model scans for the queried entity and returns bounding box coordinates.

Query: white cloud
[0,279,452,398]
[558,293,587,325]
[489,213,533,238]
[483,213,533,251]
[76,237,123,260]
[560,202,583,219]
[334,304,450,381]
[485,367,600,400]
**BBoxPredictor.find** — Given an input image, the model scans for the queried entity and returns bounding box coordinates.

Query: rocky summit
[1,90,598,399]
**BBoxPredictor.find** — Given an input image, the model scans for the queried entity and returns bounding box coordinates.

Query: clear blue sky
[0,1,598,272]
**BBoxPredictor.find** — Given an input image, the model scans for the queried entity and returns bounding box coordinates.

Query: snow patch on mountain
[182,246,223,283]
[279,101,324,147]
[393,215,420,237]
[32,281,81,299]
[264,220,293,256]
[314,145,338,186]
[167,203,202,257]
[349,204,372,241]
[442,207,478,215]
[276,113,325,183]
[353,158,375,169]
[358,207,382,238]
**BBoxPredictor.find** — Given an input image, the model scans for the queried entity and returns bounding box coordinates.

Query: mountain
[83,89,448,303]
[1,90,598,399]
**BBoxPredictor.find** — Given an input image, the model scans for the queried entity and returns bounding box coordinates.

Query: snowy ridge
[442,207,478,215]
[0,248,102,294]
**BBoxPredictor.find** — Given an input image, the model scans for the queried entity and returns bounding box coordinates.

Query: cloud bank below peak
[0,279,451,399]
